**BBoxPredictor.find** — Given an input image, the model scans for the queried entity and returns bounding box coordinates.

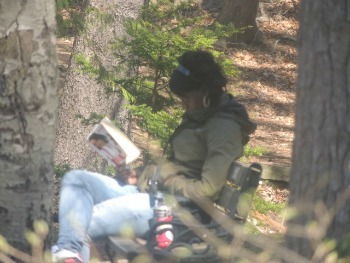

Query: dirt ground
[232,0,298,169]
[203,0,297,234]
[56,0,299,259]
[226,0,299,233]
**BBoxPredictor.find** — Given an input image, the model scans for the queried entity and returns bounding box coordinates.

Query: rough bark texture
[55,0,143,171]
[0,0,58,252]
[287,0,350,259]
[217,0,262,44]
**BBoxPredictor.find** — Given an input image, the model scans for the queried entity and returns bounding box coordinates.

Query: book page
[87,117,140,166]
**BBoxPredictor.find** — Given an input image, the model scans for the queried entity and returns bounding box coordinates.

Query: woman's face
[179,89,207,111]
[90,138,107,150]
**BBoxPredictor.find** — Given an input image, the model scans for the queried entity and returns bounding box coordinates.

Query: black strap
[148,162,161,207]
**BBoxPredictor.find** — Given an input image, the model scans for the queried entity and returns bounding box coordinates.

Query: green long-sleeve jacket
[138,93,256,201]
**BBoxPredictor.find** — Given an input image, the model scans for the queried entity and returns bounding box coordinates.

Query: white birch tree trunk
[0,0,58,252]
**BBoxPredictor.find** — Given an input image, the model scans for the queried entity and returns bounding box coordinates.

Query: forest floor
[226,0,299,234]
[56,0,299,260]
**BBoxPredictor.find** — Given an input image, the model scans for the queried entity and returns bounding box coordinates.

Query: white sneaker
[51,245,83,263]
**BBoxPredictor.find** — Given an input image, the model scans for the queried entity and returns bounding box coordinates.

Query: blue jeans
[55,169,153,262]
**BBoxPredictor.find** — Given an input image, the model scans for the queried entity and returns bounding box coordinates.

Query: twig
[0,253,16,263]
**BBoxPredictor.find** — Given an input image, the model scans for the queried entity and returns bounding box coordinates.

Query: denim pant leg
[56,169,139,255]
[81,193,153,262]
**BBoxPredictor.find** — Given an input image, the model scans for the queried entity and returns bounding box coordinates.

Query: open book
[87,117,140,167]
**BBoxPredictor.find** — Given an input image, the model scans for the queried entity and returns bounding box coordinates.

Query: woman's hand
[116,167,138,185]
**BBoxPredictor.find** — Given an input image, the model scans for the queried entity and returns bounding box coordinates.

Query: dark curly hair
[88,133,108,143]
[169,50,227,106]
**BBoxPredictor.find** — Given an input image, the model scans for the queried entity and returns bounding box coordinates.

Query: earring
[203,95,211,108]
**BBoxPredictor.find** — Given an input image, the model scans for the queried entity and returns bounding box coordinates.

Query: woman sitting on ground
[51,50,256,263]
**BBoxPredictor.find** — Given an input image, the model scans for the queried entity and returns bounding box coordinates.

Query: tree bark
[0,0,58,253]
[217,0,262,44]
[55,0,144,171]
[287,0,350,259]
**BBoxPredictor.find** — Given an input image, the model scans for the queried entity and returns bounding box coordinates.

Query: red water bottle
[154,205,174,248]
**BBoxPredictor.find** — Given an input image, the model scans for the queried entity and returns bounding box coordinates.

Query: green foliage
[71,0,240,154]
[85,6,114,25]
[243,145,269,158]
[336,234,350,259]
[58,0,269,167]
[113,1,238,80]
[56,0,86,37]
[74,53,100,77]
[244,220,261,234]
[253,194,286,215]
[127,104,183,149]
[76,113,123,129]
[108,0,238,152]
[76,112,103,125]
[54,163,71,178]
[67,0,240,155]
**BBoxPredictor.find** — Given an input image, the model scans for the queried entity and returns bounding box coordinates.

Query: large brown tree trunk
[287,0,350,260]
[217,0,262,44]
[0,0,58,254]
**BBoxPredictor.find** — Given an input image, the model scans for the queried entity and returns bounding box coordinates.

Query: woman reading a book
[52,50,256,263]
